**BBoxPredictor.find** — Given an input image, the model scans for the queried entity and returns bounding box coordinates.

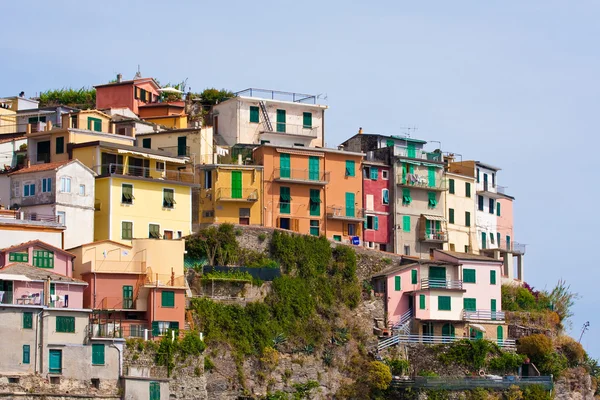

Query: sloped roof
[0,262,86,284]
[0,240,76,258]
[8,160,70,175]
[68,239,132,251]
[435,249,503,263]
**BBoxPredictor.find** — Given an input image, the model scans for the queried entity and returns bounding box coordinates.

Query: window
[156,161,165,171]
[49,349,62,374]
[309,189,320,216]
[438,296,451,311]
[249,106,260,123]
[70,115,78,128]
[449,208,455,224]
[122,184,133,204]
[382,170,389,180]
[476,168,480,183]
[394,276,401,291]
[79,184,85,196]
[279,187,291,214]
[382,189,389,205]
[87,117,102,132]
[463,298,477,311]
[333,235,341,242]
[345,160,355,177]
[402,188,411,205]
[177,231,183,239]
[9,252,28,262]
[465,212,471,227]
[177,136,187,157]
[386,139,394,147]
[23,312,33,329]
[57,211,66,225]
[23,182,35,197]
[122,222,133,240]
[161,291,175,307]
[481,232,487,249]
[279,217,291,230]
[23,345,31,364]
[490,270,497,285]
[203,210,215,218]
[56,137,64,154]
[497,202,501,216]
[347,223,356,236]
[366,215,379,230]
[449,179,455,194]
[490,233,495,244]
[60,177,71,193]
[465,182,471,198]
[279,153,290,178]
[478,195,484,211]
[140,89,147,102]
[276,109,286,132]
[404,245,410,255]
[370,167,378,180]
[402,215,410,232]
[492,173,496,187]
[303,112,312,129]
[463,269,476,283]
[56,316,75,333]
[489,198,494,214]
[465,245,470,253]
[428,167,436,187]
[411,269,418,284]
[142,138,151,149]
[33,250,54,268]
[149,224,161,239]
[309,220,319,236]
[419,294,426,310]
[92,344,105,365]
[345,192,355,217]
[428,192,437,208]
[497,232,501,246]
[163,189,175,208]
[42,178,52,193]
[308,156,320,180]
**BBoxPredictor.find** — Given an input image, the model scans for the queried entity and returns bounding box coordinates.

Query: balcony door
[428,266,446,288]
[231,171,242,199]
[0,280,13,304]
[123,285,133,309]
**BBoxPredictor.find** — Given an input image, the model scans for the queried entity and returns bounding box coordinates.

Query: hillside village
[0,74,595,399]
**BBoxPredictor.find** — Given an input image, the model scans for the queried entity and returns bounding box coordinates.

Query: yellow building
[195,164,263,228]
[0,101,17,134]
[444,171,479,254]
[136,126,214,165]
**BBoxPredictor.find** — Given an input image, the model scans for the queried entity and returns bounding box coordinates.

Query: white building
[9,160,96,249]
[212,88,327,148]
[474,162,501,251]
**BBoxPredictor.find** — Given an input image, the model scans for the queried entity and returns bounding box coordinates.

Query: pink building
[0,240,75,277]
[95,76,161,116]
[362,162,391,251]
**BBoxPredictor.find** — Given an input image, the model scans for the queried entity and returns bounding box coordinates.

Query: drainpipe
[34,309,47,374]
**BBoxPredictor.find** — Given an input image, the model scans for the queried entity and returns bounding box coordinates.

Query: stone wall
[0,374,120,399]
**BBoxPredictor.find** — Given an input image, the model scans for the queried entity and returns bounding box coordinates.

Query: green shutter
[92,343,105,365]
[407,143,416,158]
[442,323,455,337]
[428,167,436,187]
[449,179,455,194]
[506,235,511,250]
[429,266,446,281]
[463,269,476,283]
[428,192,437,208]
[465,212,471,227]
[302,112,312,128]
[23,345,30,364]
[279,187,291,214]
[497,233,501,247]
[374,216,379,230]
[309,220,319,236]
[231,171,242,199]
[497,326,504,344]
[309,156,320,180]
[465,182,471,197]
[438,296,451,311]
[497,202,501,216]
[345,160,355,177]
[250,106,260,123]
[309,189,320,216]
[123,285,133,309]
[425,220,431,237]
[56,316,75,333]
[481,232,487,249]
[386,139,394,147]
[449,208,455,224]
[370,167,378,180]
[402,188,411,205]
[56,137,64,154]
[279,154,290,178]
[419,294,426,309]
[142,138,151,149]
[122,222,133,240]
[490,270,497,285]
[170,322,179,331]
[411,269,417,284]
[463,298,477,311]
[402,215,410,232]
[177,136,187,156]
[345,192,355,217]
[33,250,54,268]
[394,276,401,291]
[23,312,33,329]
[161,291,175,307]
[150,381,161,400]
[152,321,159,336]
[276,109,286,132]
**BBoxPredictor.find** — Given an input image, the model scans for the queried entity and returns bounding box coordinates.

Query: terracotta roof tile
[0,136,26,145]
[0,262,86,284]
[8,160,71,176]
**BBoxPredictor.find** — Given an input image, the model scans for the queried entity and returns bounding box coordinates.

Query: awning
[0,274,32,282]
[422,214,446,222]
[275,148,323,157]
[158,87,183,94]
[470,324,486,333]
[422,162,443,168]
[404,160,421,166]
[15,110,55,117]
[117,149,186,164]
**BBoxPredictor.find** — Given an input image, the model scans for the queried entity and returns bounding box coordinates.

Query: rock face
[554,367,596,400]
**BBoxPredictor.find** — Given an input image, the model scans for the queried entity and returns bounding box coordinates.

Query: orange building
[253,144,364,243]
[95,75,161,115]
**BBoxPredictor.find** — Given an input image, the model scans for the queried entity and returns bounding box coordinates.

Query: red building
[95,75,161,115]
[362,161,391,252]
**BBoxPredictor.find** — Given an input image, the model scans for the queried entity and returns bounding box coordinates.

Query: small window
[345,160,355,177]
[490,270,497,285]
[9,252,28,262]
[411,269,418,284]
[402,188,411,206]
[57,211,66,225]
[478,195,484,211]
[56,316,75,333]
[419,294,425,309]
[382,170,389,180]
[465,182,471,198]
[161,291,175,307]
[428,192,437,208]
[42,178,52,193]
[56,137,65,154]
[333,235,342,242]
[449,208,455,224]
[92,343,105,365]
[464,245,470,253]
[122,184,133,204]
[302,112,312,129]
[402,215,410,232]
[149,224,161,239]
[463,269,476,283]
[122,222,133,240]
[382,189,389,205]
[23,312,33,329]
[79,184,85,196]
[249,106,260,123]
[489,198,495,214]
[347,223,356,236]
[163,189,175,208]
[370,167,378,180]
[366,215,379,230]
[438,296,451,311]
[156,162,165,171]
[23,345,30,364]
[490,233,495,244]
[60,177,71,193]
[142,138,152,149]
[449,179,455,194]
[394,276,401,291]
[87,117,102,132]
[23,182,36,197]
[465,212,471,227]
[33,250,54,268]
[309,220,319,236]
[496,202,501,216]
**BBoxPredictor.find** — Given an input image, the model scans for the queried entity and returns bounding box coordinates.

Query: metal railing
[421,279,463,290]
[92,260,147,274]
[378,335,516,352]
[216,187,259,201]
[422,230,448,242]
[496,185,507,194]
[326,206,365,220]
[94,296,136,310]
[391,376,552,390]
[391,309,413,331]
[396,174,446,190]
[0,210,62,225]
[394,147,443,162]
[93,163,196,184]
[463,309,506,321]
[493,241,526,255]
[235,88,318,104]
[157,145,190,158]
[145,272,187,288]
[261,123,319,137]
[88,323,148,339]
[274,168,330,183]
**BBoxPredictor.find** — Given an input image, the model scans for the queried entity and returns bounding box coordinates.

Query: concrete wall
[123,377,170,400]
[137,128,214,165]
[0,176,11,209]
[81,273,145,310]
[363,165,391,248]
[0,307,41,374]
[445,172,478,253]
[0,224,63,250]
[0,138,26,168]
[496,196,514,250]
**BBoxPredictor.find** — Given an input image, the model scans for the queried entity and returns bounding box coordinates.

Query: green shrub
[258,233,268,242]
[438,339,499,369]
[204,356,215,371]
[384,358,410,376]
[292,380,319,399]
[538,352,568,377]
[557,335,585,366]
[522,384,551,400]
[488,352,526,373]
[516,334,552,363]
[179,331,206,358]
[367,361,392,391]
[418,370,439,377]
[466,388,490,400]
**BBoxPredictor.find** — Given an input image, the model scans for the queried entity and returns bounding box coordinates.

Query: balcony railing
[145,271,187,288]
[394,147,443,162]
[94,296,136,310]
[493,241,526,255]
[273,168,329,184]
[216,187,259,202]
[261,123,319,138]
[421,230,448,242]
[93,163,197,184]
[0,210,62,225]
[390,376,551,390]
[235,88,318,104]
[157,145,190,158]
[420,279,463,290]
[326,206,365,221]
[463,309,506,321]
[88,323,148,339]
[378,334,516,352]
[396,174,446,191]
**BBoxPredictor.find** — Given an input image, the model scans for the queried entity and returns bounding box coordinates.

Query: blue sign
[351,236,360,246]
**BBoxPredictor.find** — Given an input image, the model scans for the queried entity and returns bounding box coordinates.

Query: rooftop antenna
[579,321,590,343]
[398,125,418,138]
[134,65,142,79]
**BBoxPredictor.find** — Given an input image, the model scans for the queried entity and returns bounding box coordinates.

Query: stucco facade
[0,217,65,250]
[136,127,214,165]
[444,172,478,254]
[95,77,161,116]
[362,162,391,251]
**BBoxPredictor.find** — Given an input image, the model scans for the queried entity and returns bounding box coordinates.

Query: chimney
[26,124,32,134]
[358,127,363,134]
[46,120,53,131]
[117,73,122,83]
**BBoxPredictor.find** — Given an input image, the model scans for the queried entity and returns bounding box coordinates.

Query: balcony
[157,145,190,158]
[394,147,443,162]
[0,210,63,226]
[326,206,365,222]
[421,229,448,243]
[93,163,197,184]
[463,309,506,322]
[92,260,147,274]
[260,123,319,138]
[94,296,136,310]
[490,241,526,255]
[88,323,148,339]
[216,187,259,202]
[274,168,329,185]
[420,279,463,290]
[145,269,187,288]
[235,88,318,104]
[396,174,446,191]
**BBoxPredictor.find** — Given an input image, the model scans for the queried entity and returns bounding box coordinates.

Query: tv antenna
[398,125,418,138]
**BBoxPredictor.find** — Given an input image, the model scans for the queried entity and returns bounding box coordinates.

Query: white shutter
[12,180,20,199]
[366,194,374,211]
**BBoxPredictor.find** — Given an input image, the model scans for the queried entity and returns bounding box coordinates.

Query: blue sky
[1,1,598,356]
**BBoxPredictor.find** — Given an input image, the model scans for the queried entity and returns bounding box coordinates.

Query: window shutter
[478,195,484,210]
[92,344,105,365]
[23,345,30,364]
[370,167,378,180]
[382,189,389,204]
[449,208,455,224]
[249,106,260,123]
[438,296,451,311]
[428,167,436,187]
[419,294,425,309]
[428,192,437,208]
[345,160,355,177]
[497,202,501,216]
[152,321,159,336]
[279,154,290,178]
[345,192,355,217]
[497,232,501,246]
[490,270,496,285]
[386,139,394,147]
[465,212,471,227]
[449,179,455,194]
[292,218,299,232]
[411,269,417,284]
[302,112,312,128]
[402,188,411,205]
[481,232,487,249]
[374,216,379,231]
[463,269,476,283]
[465,182,471,197]
[402,215,410,232]
[464,298,477,311]
[394,276,401,291]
